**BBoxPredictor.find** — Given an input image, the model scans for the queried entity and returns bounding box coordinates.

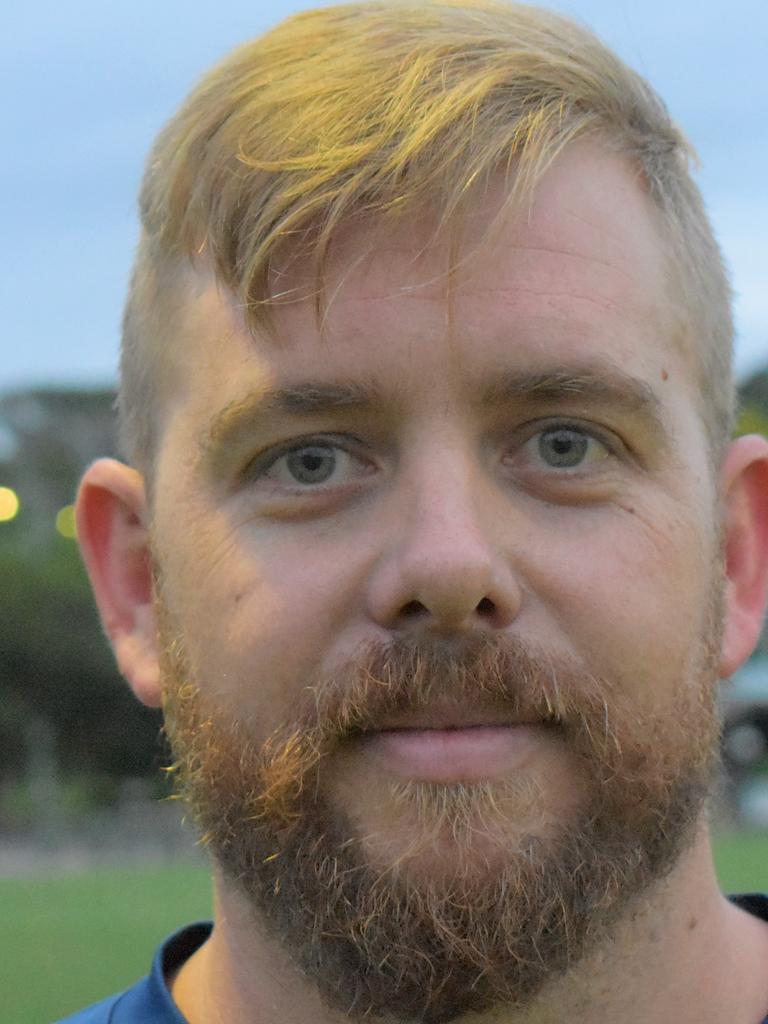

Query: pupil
[287,446,336,483]
[539,429,588,467]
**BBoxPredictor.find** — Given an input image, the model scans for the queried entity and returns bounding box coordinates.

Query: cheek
[525,501,717,694]
[156,512,365,728]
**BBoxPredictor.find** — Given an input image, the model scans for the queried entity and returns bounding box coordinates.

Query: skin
[77,142,768,1023]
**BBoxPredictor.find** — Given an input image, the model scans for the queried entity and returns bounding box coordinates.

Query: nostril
[401,600,428,619]
[477,597,495,616]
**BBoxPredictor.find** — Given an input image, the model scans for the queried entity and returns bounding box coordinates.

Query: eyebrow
[200,365,666,459]
[201,380,388,456]
[481,369,662,418]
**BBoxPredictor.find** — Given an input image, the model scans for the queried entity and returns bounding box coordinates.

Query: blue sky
[2,0,766,393]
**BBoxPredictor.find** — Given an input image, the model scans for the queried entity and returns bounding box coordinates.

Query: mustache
[292,631,610,739]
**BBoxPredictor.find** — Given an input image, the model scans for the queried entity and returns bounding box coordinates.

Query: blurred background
[1,0,766,1019]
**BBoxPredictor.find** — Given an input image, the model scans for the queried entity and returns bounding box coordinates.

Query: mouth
[365,694,551,732]
[352,707,556,784]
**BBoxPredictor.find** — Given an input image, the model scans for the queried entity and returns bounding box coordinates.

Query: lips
[365,698,548,733]
[353,716,554,783]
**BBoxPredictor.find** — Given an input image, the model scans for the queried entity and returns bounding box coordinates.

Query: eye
[250,438,373,490]
[282,444,340,485]
[511,422,615,475]
[536,427,599,469]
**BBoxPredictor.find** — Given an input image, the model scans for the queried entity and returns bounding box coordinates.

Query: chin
[337,774,584,882]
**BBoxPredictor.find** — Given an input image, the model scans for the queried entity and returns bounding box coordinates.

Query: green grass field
[4,834,768,1023]
[1,863,211,1023]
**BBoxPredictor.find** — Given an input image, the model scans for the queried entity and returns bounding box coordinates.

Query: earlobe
[718,434,768,679]
[76,458,162,708]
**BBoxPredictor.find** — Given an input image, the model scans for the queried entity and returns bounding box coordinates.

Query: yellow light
[55,504,77,539]
[0,486,20,522]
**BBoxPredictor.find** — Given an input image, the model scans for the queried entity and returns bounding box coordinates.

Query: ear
[719,434,768,678]
[76,458,161,708]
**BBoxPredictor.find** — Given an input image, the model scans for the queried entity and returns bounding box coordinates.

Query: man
[65,1,768,1022]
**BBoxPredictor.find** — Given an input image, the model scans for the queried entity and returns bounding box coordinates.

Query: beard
[160,619,721,1024]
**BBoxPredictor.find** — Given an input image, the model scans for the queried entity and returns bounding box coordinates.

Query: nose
[365,457,523,633]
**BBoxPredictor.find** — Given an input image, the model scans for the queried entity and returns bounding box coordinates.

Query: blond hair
[120,0,734,470]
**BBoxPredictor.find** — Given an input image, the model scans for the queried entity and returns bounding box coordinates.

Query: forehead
[158,143,687,442]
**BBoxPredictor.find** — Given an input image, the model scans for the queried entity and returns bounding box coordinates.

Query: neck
[171,822,768,1024]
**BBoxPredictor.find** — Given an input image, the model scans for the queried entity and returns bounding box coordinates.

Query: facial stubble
[159,613,722,1024]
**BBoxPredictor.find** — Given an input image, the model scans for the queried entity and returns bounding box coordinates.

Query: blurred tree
[739,367,768,413]
[0,389,166,795]
[736,404,768,437]
[0,539,164,784]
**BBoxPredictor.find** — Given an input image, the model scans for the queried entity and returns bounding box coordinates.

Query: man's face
[151,143,722,1019]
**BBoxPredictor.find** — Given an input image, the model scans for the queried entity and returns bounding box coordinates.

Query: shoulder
[56,995,121,1024]
[53,922,213,1024]
[55,991,124,1023]
[53,980,167,1024]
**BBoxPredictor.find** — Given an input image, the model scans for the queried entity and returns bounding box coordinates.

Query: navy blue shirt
[56,923,211,1023]
[57,897,768,1023]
